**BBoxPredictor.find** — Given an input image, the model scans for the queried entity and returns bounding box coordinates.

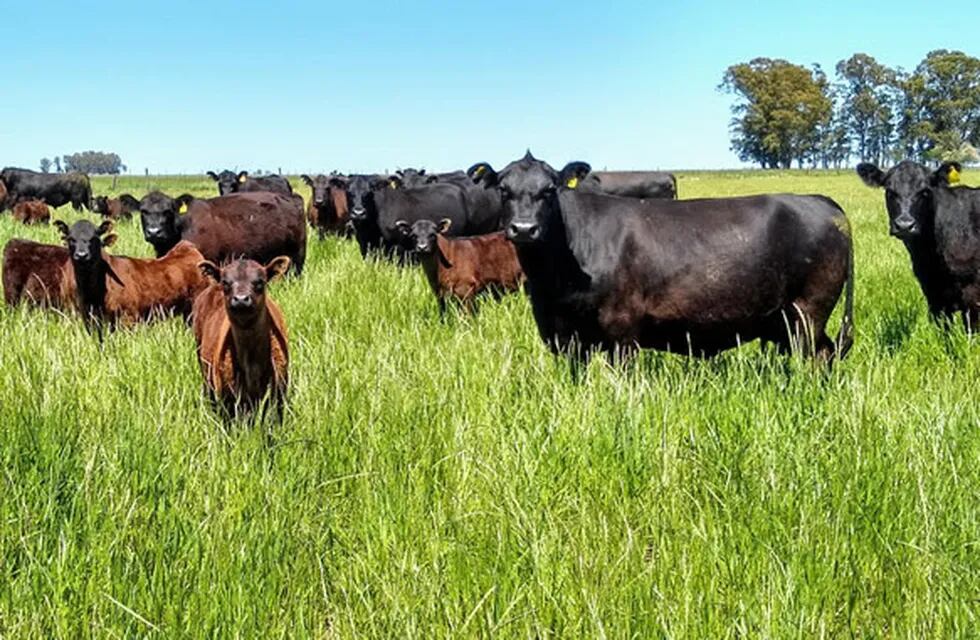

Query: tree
[835,53,896,165]
[719,58,833,169]
[53,156,62,173]
[39,158,52,173]
[62,151,125,174]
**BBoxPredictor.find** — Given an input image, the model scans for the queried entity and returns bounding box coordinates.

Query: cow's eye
[253,281,264,291]
[918,188,931,198]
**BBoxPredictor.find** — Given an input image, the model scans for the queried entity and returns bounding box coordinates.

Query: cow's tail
[834,223,855,360]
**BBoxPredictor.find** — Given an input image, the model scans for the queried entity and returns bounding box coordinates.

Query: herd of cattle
[0,155,977,418]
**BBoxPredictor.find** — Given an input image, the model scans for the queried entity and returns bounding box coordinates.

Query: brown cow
[137,191,307,274]
[193,257,291,419]
[2,239,71,308]
[92,194,140,221]
[12,200,51,225]
[301,174,350,238]
[396,218,525,315]
[54,220,209,328]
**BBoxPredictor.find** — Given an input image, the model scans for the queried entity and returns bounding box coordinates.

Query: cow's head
[393,168,434,188]
[138,191,195,253]
[55,219,116,266]
[498,152,590,244]
[395,218,452,257]
[346,174,388,223]
[199,257,290,326]
[207,170,248,195]
[301,174,332,208]
[857,160,961,239]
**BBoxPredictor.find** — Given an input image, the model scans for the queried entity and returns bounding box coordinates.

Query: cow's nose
[230,294,253,310]
[74,250,90,261]
[507,222,539,241]
[891,217,919,237]
[351,206,366,219]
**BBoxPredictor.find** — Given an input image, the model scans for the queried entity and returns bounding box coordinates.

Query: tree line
[39,151,126,175]
[720,50,980,169]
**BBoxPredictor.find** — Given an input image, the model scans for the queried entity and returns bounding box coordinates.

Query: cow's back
[2,239,71,307]
[183,193,306,272]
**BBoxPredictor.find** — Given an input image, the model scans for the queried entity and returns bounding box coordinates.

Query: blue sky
[1,1,972,173]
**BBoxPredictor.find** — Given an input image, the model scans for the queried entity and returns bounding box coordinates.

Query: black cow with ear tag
[858,160,980,325]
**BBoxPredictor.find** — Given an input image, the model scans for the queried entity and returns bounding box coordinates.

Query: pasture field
[0,170,978,638]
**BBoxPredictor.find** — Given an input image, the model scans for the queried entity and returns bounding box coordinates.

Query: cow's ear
[237,171,248,183]
[264,256,291,282]
[97,220,114,236]
[394,219,411,235]
[300,174,313,187]
[54,220,70,239]
[176,194,195,214]
[119,194,140,209]
[856,163,885,188]
[207,171,219,181]
[425,174,439,183]
[934,161,963,187]
[199,261,221,283]
[438,218,452,234]
[102,234,118,248]
[329,176,348,189]
[467,162,497,187]
[418,169,426,176]
[559,161,591,189]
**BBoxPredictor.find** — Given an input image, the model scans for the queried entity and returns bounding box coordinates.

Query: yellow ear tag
[389,180,398,189]
[473,166,486,177]
[239,175,247,183]
[948,167,961,184]
[567,177,579,189]
[179,203,188,214]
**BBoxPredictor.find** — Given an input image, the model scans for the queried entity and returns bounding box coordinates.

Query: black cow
[857,160,980,325]
[559,162,677,199]
[207,170,293,196]
[498,152,855,362]
[0,167,91,210]
[137,190,307,274]
[344,174,392,257]
[393,168,468,187]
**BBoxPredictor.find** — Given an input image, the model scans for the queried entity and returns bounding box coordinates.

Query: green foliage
[720,58,833,169]
[62,151,126,175]
[0,172,978,637]
[39,158,52,174]
[836,53,895,164]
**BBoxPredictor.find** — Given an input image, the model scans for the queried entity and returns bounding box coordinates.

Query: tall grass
[0,171,976,638]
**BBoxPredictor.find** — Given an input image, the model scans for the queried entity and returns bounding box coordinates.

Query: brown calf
[193,257,291,418]
[2,239,71,308]
[54,220,208,327]
[12,200,51,225]
[397,219,524,314]
[92,194,140,221]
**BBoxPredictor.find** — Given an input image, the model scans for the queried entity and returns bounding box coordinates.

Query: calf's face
[857,161,961,239]
[396,218,452,255]
[55,219,116,265]
[346,175,387,223]
[200,257,291,326]
[301,174,337,208]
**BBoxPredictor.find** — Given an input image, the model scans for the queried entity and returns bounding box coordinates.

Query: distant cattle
[301,174,350,238]
[12,200,50,225]
[193,257,291,419]
[559,162,677,199]
[398,218,524,314]
[137,191,307,274]
[92,194,140,221]
[373,176,505,259]
[207,170,293,196]
[858,160,980,325]
[0,168,91,210]
[497,152,855,362]
[392,168,468,187]
[2,239,71,308]
[54,219,208,328]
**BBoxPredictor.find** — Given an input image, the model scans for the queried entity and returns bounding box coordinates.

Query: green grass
[0,170,977,638]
